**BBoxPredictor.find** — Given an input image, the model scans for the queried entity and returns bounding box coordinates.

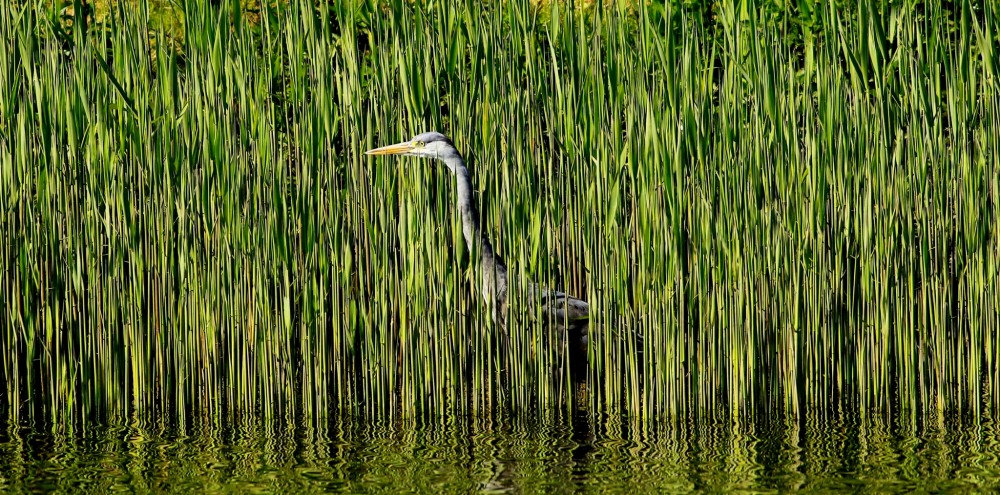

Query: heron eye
[414,140,425,147]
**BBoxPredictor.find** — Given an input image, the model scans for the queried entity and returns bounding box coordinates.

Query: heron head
[365,131,458,161]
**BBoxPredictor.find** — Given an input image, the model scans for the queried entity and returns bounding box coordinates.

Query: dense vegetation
[1,0,997,427]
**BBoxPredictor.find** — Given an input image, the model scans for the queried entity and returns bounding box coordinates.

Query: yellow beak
[365,141,415,156]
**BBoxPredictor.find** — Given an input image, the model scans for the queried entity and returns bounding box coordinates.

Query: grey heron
[366,131,589,381]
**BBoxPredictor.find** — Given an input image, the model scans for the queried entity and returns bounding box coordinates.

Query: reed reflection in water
[1,410,998,493]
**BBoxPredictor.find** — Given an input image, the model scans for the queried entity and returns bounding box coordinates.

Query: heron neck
[446,156,502,271]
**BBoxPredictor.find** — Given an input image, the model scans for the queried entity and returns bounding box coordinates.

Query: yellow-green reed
[1,0,997,428]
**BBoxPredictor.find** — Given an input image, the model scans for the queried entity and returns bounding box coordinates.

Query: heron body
[366,132,589,380]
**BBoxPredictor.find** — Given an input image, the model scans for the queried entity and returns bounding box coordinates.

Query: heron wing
[528,284,589,323]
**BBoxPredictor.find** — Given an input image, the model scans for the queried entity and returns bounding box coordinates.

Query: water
[2,410,999,493]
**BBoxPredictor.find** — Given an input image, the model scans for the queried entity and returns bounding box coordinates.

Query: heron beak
[365,141,415,156]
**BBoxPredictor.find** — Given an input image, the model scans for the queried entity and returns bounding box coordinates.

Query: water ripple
[2,409,1000,493]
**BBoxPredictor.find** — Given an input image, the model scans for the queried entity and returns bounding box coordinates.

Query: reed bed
[1,0,997,427]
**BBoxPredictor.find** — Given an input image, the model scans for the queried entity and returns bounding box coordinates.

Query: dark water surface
[2,409,999,493]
